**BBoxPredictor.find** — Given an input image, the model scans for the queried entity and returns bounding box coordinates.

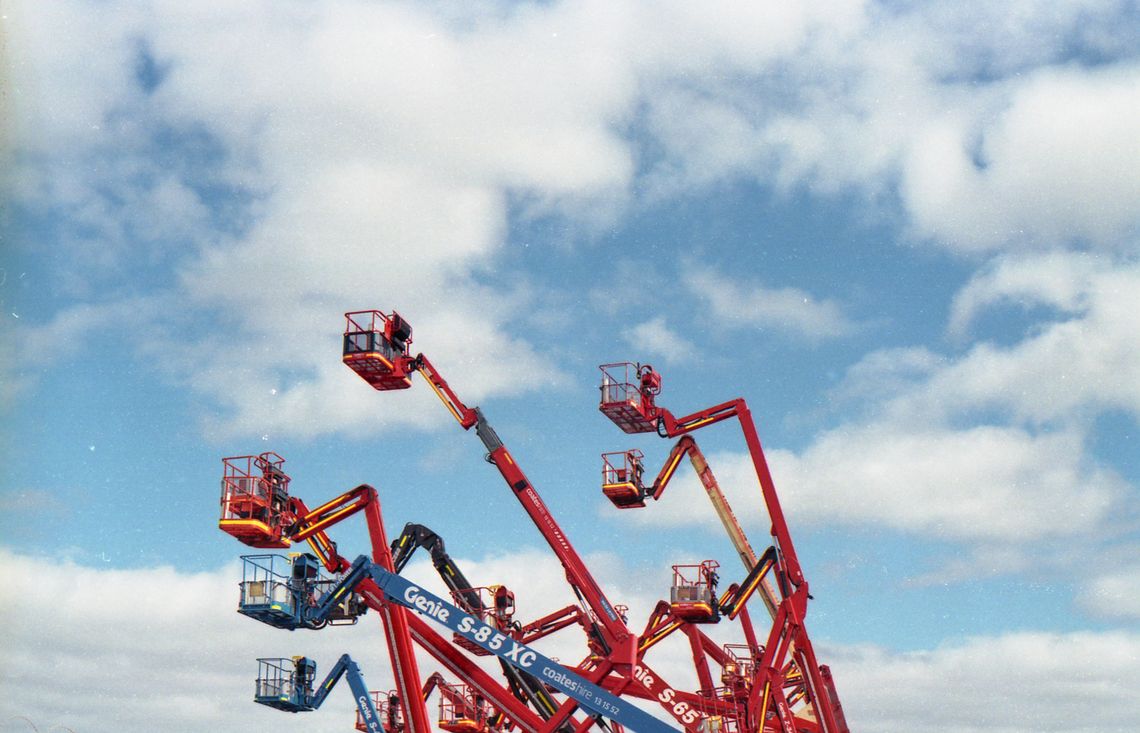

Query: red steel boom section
[598,362,848,732]
[217,309,850,733]
[220,457,435,733]
[343,311,848,733]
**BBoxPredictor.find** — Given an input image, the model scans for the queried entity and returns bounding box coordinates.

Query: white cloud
[622,317,696,365]
[947,251,1102,338]
[827,346,946,407]
[829,630,1140,732]
[901,64,1140,251]
[3,2,144,156]
[639,2,1140,253]
[797,258,1140,581]
[6,546,1140,732]
[5,0,1138,442]
[147,1,639,202]
[901,256,1140,424]
[769,424,1128,541]
[1081,558,1140,621]
[684,266,857,339]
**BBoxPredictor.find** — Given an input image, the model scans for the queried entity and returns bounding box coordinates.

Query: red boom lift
[597,362,849,732]
[337,311,849,733]
[217,309,850,733]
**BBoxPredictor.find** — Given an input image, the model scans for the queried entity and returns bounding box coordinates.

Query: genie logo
[375,565,680,732]
[402,585,451,623]
[358,695,381,733]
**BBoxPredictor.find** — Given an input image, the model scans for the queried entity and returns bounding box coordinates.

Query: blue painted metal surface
[367,563,681,733]
[253,653,382,730]
[241,552,681,733]
[253,656,317,712]
[237,554,300,629]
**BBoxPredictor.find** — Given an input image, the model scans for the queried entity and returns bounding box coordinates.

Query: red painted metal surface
[218,452,295,548]
[219,313,850,733]
[341,316,847,733]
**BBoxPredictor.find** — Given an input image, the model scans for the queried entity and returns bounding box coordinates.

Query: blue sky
[2,1,1139,731]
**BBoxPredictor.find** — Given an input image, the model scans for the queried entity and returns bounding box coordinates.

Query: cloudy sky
[2,1,1138,731]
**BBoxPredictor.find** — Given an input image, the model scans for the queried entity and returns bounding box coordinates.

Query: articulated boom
[254,654,384,733]
[599,362,849,733]
[216,310,849,733]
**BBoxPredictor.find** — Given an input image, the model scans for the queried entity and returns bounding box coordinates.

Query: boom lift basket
[670,560,720,623]
[254,656,316,712]
[438,683,493,733]
[357,690,402,732]
[237,554,298,628]
[343,310,415,391]
[219,453,293,548]
[720,644,757,691]
[601,449,646,508]
[238,553,365,630]
[598,363,659,434]
[696,712,740,733]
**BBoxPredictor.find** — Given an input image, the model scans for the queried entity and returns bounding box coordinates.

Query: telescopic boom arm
[598,363,849,733]
[342,312,638,664]
[334,312,849,733]
[310,654,385,733]
[285,552,682,733]
[253,654,383,733]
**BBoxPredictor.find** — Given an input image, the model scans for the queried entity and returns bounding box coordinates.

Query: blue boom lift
[238,552,368,630]
[254,653,384,733]
[238,552,681,733]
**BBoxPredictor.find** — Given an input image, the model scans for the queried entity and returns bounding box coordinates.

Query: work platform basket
[719,644,758,690]
[601,450,646,508]
[254,656,315,712]
[670,560,720,623]
[438,683,494,733]
[357,690,401,732]
[449,585,515,656]
[219,452,293,548]
[599,363,659,434]
[343,310,414,391]
[237,554,303,628]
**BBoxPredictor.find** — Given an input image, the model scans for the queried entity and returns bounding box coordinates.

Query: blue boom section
[365,563,681,733]
[237,553,370,630]
[254,653,383,732]
[238,554,324,629]
[237,551,681,733]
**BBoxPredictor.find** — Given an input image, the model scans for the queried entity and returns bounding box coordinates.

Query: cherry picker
[389,522,573,728]
[598,362,849,732]
[254,653,384,733]
[237,550,680,733]
[339,310,849,733]
[217,308,850,733]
